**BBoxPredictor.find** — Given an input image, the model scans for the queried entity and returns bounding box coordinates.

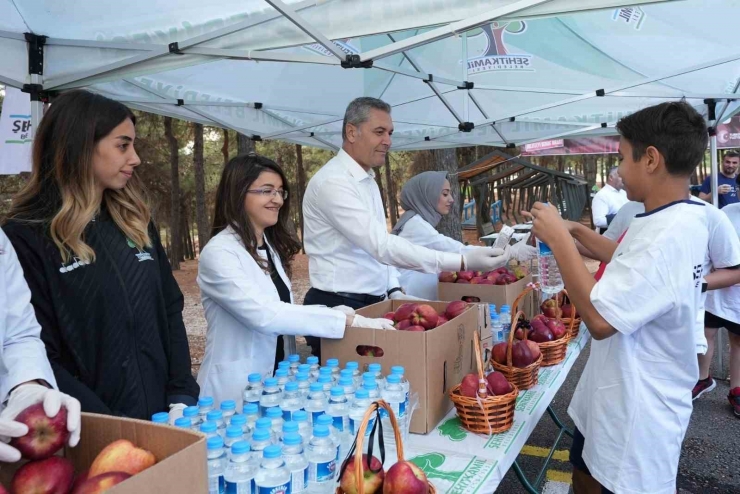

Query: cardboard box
[322,300,478,434]
[0,413,207,493]
[437,273,535,319]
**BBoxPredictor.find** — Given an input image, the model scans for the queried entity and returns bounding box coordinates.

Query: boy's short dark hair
[616,101,708,176]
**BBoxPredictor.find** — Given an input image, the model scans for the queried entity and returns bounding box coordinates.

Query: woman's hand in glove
[463,246,510,271]
[510,235,538,262]
[349,315,396,330]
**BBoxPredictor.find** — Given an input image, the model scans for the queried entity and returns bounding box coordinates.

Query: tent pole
[707,98,725,376]
[30,74,44,132]
[462,31,469,123]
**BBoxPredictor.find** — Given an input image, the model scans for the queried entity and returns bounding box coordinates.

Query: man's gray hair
[608,167,620,179]
[342,97,392,141]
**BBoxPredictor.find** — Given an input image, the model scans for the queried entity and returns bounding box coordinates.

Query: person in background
[2,90,199,422]
[197,154,393,408]
[698,151,740,209]
[0,230,81,462]
[302,97,507,358]
[590,166,628,233]
[391,171,536,299]
[525,101,714,494]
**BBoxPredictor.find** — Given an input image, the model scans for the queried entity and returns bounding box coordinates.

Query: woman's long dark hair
[211,153,301,276]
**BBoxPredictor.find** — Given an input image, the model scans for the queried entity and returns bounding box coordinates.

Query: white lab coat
[196,227,345,409]
[0,230,56,409]
[396,215,475,300]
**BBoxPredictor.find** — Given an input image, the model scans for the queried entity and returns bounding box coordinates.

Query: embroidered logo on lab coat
[127,238,153,262]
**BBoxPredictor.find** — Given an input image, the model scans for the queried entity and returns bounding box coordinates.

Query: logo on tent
[467,21,532,74]
[304,39,358,57]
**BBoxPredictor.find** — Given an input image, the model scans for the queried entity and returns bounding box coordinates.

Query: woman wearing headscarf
[391,171,537,299]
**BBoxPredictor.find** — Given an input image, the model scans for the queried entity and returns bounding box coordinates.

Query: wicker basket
[558,289,581,340]
[512,285,572,367]
[336,400,436,494]
[450,331,518,434]
[491,310,542,389]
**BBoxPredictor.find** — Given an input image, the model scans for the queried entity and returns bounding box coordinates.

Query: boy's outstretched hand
[521,202,569,248]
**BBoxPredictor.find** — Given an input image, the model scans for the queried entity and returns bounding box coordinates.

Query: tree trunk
[221,129,230,165]
[193,123,209,253]
[295,145,307,251]
[433,148,463,242]
[374,165,388,219]
[384,154,398,226]
[237,133,255,155]
[584,155,598,190]
[164,117,181,270]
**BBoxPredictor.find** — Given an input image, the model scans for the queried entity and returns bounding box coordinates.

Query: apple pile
[459,371,514,398]
[491,338,540,368]
[384,301,468,331]
[438,265,528,286]
[5,403,156,494]
[540,291,579,319]
[514,314,567,343]
[339,454,430,494]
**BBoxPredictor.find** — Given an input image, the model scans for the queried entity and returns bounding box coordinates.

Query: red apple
[71,472,132,494]
[511,341,534,368]
[524,340,541,361]
[540,298,560,318]
[409,304,439,330]
[0,485,7,494]
[486,372,513,396]
[546,318,567,340]
[514,325,526,340]
[459,373,481,398]
[394,303,418,323]
[438,271,457,283]
[455,279,470,284]
[396,320,411,330]
[529,326,554,343]
[10,403,69,460]
[406,325,425,332]
[444,301,467,320]
[561,304,578,319]
[435,315,449,327]
[457,271,475,281]
[70,470,89,493]
[12,456,75,494]
[470,277,484,284]
[383,312,395,321]
[88,439,156,477]
[492,342,508,365]
[383,461,429,494]
[478,279,494,285]
[339,454,385,494]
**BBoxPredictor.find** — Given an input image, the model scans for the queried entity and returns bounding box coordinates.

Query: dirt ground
[176,228,598,375]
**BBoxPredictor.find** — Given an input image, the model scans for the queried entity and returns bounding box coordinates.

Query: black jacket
[3,212,199,419]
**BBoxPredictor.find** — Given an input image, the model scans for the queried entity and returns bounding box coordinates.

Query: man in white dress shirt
[302,97,507,357]
[591,167,629,233]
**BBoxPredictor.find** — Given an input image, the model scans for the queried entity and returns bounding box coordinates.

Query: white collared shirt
[592,184,629,229]
[303,149,460,296]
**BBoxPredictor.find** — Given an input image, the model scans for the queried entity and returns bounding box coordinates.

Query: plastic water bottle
[367,364,385,390]
[207,436,227,494]
[199,397,215,423]
[250,428,273,460]
[318,367,334,383]
[224,441,255,493]
[298,364,311,378]
[307,356,320,380]
[362,379,380,400]
[491,314,504,344]
[243,373,263,413]
[183,405,202,431]
[326,359,340,381]
[207,410,226,438]
[221,400,237,426]
[317,375,333,395]
[306,425,337,493]
[283,420,299,437]
[390,366,410,429]
[295,372,311,400]
[265,407,284,443]
[315,415,341,466]
[224,425,244,454]
[174,417,192,429]
[345,362,361,387]
[338,376,356,403]
[275,369,290,391]
[277,360,291,373]
[282,433,309,493]
[201,421,219,440]
[380,374,406,433]
[254,445,291,494]
[288,354,301,376]
[500,305,512,343]
[304,382,328,425]
[280,381,304,421]
[327,387,350,461]
[537,237,564,295]
[259,378,283,417]
[151,412,169,424]
[255,417,274,442]
[230,414,253,441]
[348,389,375,445]
[292,410,312,444]
[243,403,259,431]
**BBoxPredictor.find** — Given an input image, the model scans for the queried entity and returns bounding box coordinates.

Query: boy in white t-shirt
[525,101,710,494]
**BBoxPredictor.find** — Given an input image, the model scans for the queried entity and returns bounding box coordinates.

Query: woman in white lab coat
[391,171,537,299]
[197,153,393,408]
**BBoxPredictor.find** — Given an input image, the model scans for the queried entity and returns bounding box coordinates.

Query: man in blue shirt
[699,151,740,208]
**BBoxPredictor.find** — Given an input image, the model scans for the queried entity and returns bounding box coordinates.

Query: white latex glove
[0,418,28,462]
[350,315,396,330]
[463,246,510,272]
[0,384,81,450]
[510,235,537,262]
[388,291,426,301]
[168,403,188,425]
[331,305,356,317]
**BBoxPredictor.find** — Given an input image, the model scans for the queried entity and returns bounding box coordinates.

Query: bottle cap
[200,421,217,433]
[230,414,247,426]
[363,381,377,391]
[391,366,405,375]
[330,386,345,397]
[174,417,191,428]
[226,425,243,438]
[248,373,262,383]
[316,414,332,426]
[265,407,282,419]
[292,410,308,422]
[340,369,354,378]
[283,421,299,433]
[220,400,236,411]
[182,406,199,418]
[362,372,375,381]
[326,358,339,368]
[275,368,289,378]
[206,410,223,422]
[319,367,332,376]
[307,356,319,365]
[151,412,169,423]
[312,424,329,437]
[368,363,381,373]
[386,374,401,384]
[355,388,369,399]
[278,361,290,370]
[231,441,250,455]
[310,382,324,392]
[283,433,302,446]
[501,305,510,312]
[317,375,332,384]
[263,445,282,459]
[198,396,214,407]
[298,364,311,373]
[284,381,299,392]
[288,354,301,363]
[339,376,354,387]
[243,403,258,416]
[256,418,272,430]
[263,378,278,388]
[295,372,309,382]
[252,428,271,442]
[207,436,224,450]
[345,361,359,370]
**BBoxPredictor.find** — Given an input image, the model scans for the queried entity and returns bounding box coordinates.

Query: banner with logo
[0,87,33,175]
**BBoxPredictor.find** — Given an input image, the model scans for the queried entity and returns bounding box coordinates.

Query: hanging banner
[717,116,740,149]
[0,87,33,175]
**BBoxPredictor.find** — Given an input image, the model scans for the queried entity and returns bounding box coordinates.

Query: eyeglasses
[246,188,288,200]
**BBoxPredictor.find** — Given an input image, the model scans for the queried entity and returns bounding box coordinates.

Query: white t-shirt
[569,200,708,494]
[705,202,740,324]
[592,184,629,229]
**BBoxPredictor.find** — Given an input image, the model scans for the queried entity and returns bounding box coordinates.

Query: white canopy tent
[1,0,739,202]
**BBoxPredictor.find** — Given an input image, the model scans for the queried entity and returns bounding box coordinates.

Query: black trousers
[303,288,379,361]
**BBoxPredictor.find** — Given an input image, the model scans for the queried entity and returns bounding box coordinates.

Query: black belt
[312,288,386,305]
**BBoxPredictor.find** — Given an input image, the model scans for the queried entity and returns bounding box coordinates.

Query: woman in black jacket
[2,90,199,420]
